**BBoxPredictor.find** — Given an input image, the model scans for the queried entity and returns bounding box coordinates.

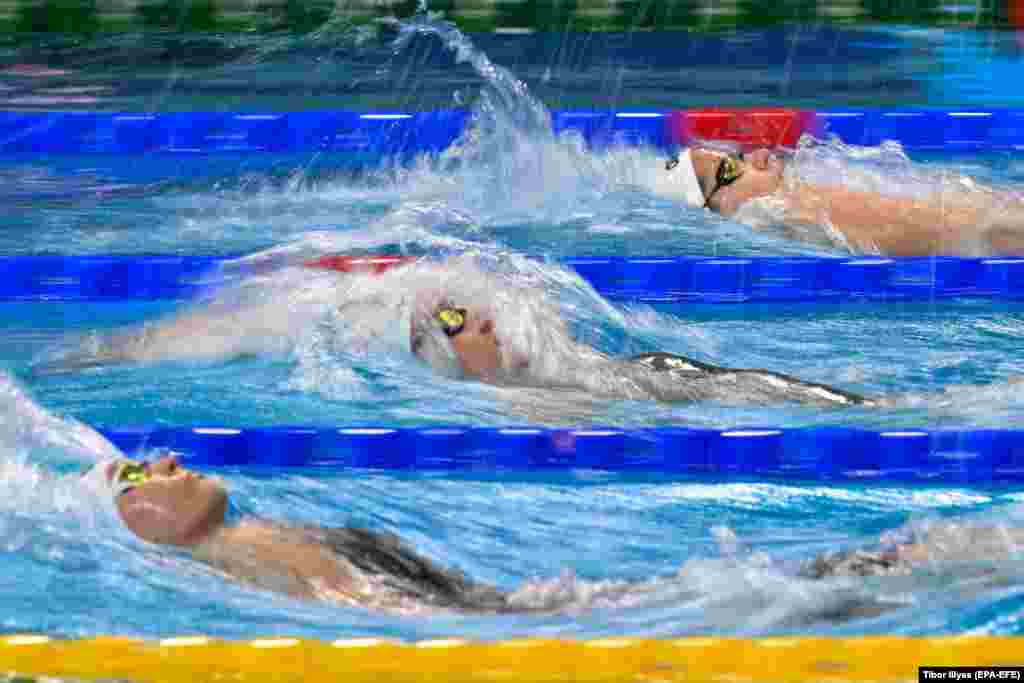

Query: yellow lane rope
[2,635,1022,682]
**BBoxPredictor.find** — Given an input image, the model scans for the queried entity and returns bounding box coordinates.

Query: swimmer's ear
[479,319,494,336]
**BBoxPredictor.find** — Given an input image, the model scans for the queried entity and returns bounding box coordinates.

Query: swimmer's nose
[410,332,424,355]
[747,148,773,170]
[152,454,179,476]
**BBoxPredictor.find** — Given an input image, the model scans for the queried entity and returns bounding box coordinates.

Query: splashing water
[785,136,990,200]
[43,252,647,406]
[390,5,552,137]
[6,5,1024,646]
[140,6,723,260]
[0,372,120,467]
[18,31,1024,425]
[6,340,1024,635]
[174,11,1024,264]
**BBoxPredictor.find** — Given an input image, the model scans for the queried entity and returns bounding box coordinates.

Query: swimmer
[655,142,1024,256]
[410,295,872,407]
[38,259,873,408]
[103,454,508,612]
[102,453,1024,614]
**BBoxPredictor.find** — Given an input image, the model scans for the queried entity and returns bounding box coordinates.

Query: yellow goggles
[704,154,744,208]
[111,459,150,497]
[435,307,467,338]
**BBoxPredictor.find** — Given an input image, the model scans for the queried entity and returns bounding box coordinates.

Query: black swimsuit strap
[311,527,511,612]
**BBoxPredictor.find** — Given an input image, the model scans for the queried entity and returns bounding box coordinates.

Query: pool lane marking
[159,636,212,647]
[416,639,469,648]
[250,638,300,649]
[338,428,398,435]
[332,638,400,648]
[4,635,50,646]
[721,430,782,438]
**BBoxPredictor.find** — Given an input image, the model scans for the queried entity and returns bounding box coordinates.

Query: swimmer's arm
[900,525,1024,564]
[38,301,296,373]
[782,184,1024,256]
[35,310,236,373]
[805,525,1024,579]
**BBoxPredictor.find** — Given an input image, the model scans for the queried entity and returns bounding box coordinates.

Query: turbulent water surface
[1,11,1024,643]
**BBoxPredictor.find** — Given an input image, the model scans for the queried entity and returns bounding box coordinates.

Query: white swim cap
[650,148,705,208]
[673,149,706,208]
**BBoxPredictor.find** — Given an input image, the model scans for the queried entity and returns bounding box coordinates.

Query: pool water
[6,297,1024,430]
[4,380,1024,639]
[2,10,1024,646]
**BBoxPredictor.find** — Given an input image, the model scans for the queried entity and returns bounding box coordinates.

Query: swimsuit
[311,527,511,612]
[630,351,873,407]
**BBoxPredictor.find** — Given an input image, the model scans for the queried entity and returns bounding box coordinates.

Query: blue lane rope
[97,425,1024,482]
[0,109,1020,156]
[3,256,1024,303]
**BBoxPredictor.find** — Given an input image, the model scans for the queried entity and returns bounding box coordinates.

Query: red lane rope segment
[668,108,816,148]
[303,255,417,274]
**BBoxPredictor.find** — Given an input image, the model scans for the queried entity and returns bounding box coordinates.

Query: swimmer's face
[691,147,783,216]
[446,306,503,380]
[108,455,227,547]
[410,297,504,382]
